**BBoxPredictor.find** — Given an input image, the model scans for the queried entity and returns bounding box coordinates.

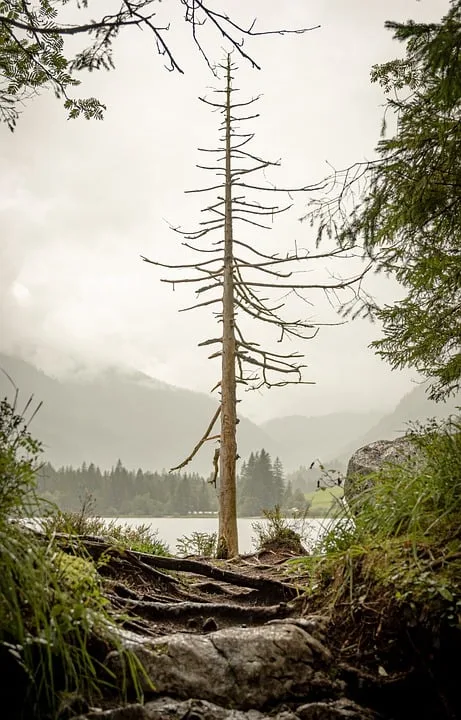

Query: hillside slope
[334,383,460,463]
[262,411,383,470]
[0,354,280,475]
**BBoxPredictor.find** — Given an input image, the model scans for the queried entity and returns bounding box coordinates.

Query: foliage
[239,450,284,516]
[239,451,310,517]
[289,418,461,644]
[43,496,171,555]
[37,451,320,521]
[54,549,104,601]
[0,1,315,131]
[306,1,461,401]
[0,398,147,718]
[0,394,42,515]
[0,0,104,130]
[176,531,217,557]
[252,505,307,554]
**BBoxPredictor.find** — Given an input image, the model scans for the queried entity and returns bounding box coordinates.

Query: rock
[107,622,336,710]
[71,697,377,720]
[345,436,420,508]
[266,616,331,647]
[296,698,378,719]
[71,697,270,719]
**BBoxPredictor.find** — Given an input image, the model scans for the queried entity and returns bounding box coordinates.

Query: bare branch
[169,405,221,472]
[198,337,222,347]
[141,255,221,271]
[179,297,222,312]
[235,267,371,291]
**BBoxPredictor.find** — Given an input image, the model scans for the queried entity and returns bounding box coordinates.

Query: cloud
[1,0,446,421]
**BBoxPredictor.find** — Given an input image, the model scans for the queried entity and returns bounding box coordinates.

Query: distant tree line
[36,450,310,517]
[37,460,218,517]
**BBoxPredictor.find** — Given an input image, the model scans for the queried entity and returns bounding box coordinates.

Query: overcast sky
[0,0,449,423]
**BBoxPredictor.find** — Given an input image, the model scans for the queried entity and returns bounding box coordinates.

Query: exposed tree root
[51,533,298,602]
[108,596,293,625]
[133,552,298,601]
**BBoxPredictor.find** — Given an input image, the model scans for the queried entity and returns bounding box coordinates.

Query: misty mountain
[261,411,383,471]
[2,354,458,478]
[0,354,281,475]
[334,384,460,463]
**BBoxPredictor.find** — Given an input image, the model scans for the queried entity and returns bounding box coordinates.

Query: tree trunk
[217,56,238,559]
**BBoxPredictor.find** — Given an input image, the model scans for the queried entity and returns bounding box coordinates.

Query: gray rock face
[72,619,378,720]
[72,697,290,719]
[72,697,377,720]
[345,436,420,507]
[108,621,334,710]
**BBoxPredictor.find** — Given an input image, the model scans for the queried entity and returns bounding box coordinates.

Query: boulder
[107,620,336,710]
[71,697,377,720]
[70,697,295,719]
[344,436,420,508]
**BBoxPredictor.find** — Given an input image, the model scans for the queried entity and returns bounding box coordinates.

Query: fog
[0,0,448,422]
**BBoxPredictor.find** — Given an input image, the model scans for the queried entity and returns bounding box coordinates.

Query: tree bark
[217,55,238,558]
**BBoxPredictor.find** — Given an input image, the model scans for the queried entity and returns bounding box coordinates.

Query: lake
[104,516,335,555]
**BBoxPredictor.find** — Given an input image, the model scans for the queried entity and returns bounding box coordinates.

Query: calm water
[103,516,335,555]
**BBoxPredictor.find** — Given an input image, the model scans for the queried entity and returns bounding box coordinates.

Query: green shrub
[290,417,461,626]
[43,495,170,556]
[176,531,217,557]
[252,505,306,553]
[0,397,146,719]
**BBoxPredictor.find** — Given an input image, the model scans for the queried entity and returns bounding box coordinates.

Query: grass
[305,486,344,516]
[0,396,149,719]
[252,505,307,553]
[287,418,461,669]
[42,497,171,556]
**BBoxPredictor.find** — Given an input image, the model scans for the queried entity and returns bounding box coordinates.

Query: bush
[43,497,170,556]
[176,531,217,557]
[0,397,146,719]
[291,417,461,629]
[252,505,307,554]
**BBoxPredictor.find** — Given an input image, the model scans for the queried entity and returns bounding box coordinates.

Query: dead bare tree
[142,55,366,558]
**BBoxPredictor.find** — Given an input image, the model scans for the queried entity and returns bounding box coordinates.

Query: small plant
[310,458,344,491]
[176,531,217,557]
[43,496,170,556]
[106,521,170,555]
[0,392,43,517]
[252,505,306,554]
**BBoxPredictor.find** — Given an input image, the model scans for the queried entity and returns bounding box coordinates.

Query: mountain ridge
[261,411,384,471]
[2,353,458,476]
[332,384,461,465]
[0,353,281,474]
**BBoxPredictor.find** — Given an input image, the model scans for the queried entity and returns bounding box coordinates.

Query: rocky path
[58,536,383,720]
